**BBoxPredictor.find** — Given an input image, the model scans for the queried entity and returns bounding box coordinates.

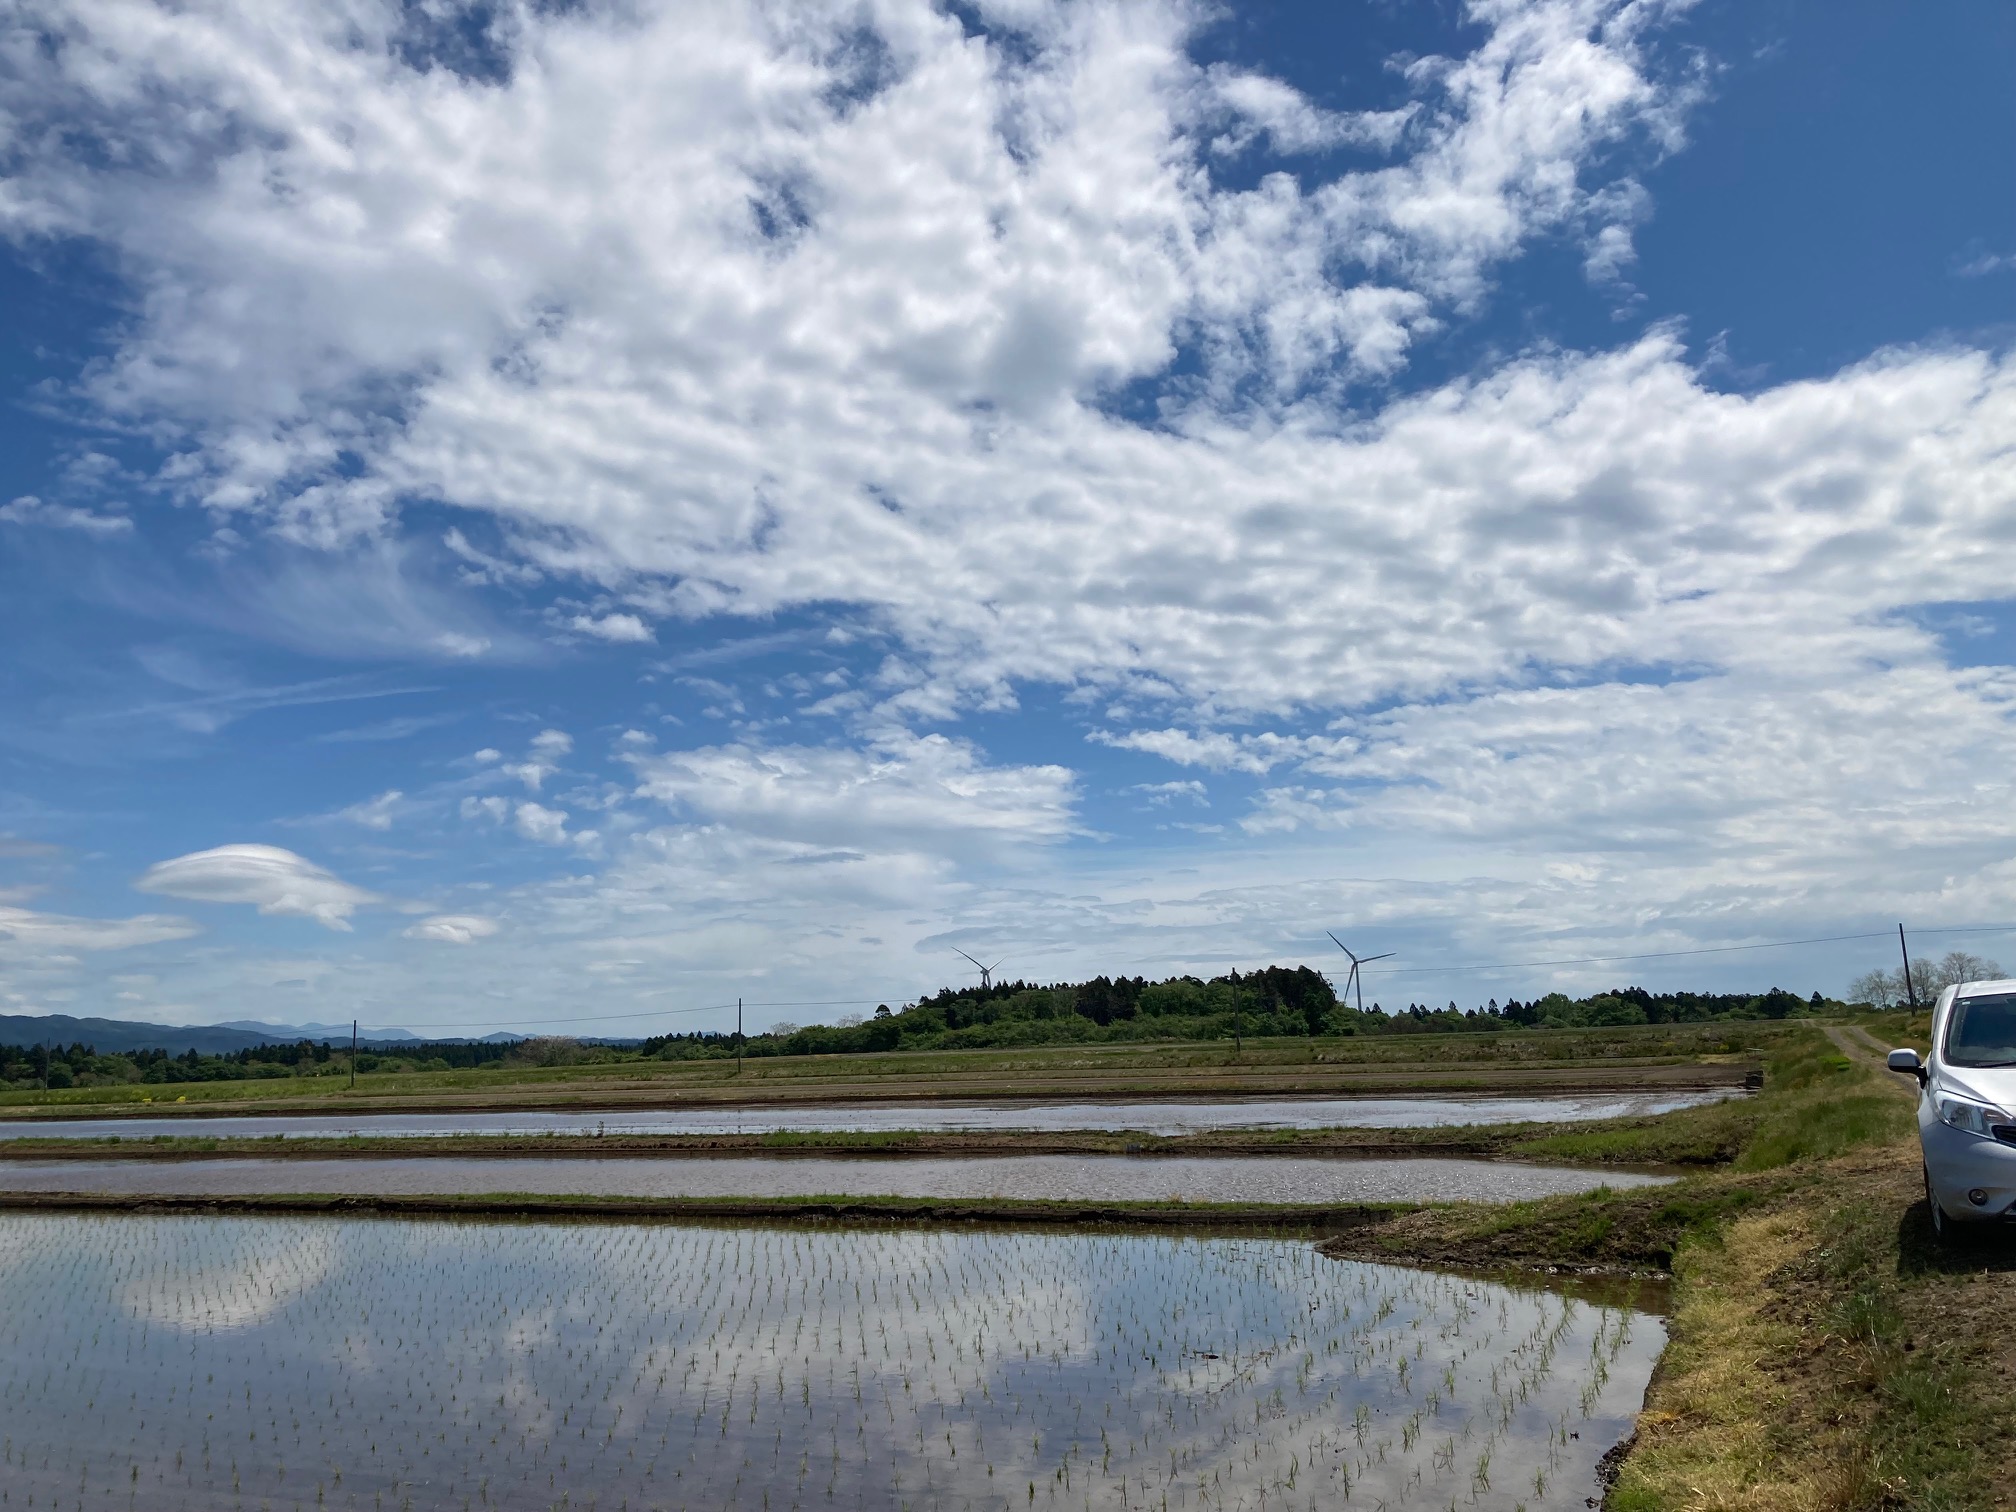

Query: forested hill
[0,1013,282,1057]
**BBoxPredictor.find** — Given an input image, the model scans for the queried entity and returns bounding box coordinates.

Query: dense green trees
[644,970,1840,1061]
[0,1036,514,1090]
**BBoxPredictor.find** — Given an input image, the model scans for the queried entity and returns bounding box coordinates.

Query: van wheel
[1925,1165,1950,1241]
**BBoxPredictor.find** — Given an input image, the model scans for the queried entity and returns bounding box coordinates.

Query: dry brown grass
[1611,1140,2016,1511]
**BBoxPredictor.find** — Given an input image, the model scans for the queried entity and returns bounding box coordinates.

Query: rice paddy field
[0,1089,1733,1141]
[0,1213,1658,1512]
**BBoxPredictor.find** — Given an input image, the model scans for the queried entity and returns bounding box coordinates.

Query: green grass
[1327,1025,1917,1278]
[1507,1025,1911,1170]
[1799,1195,2002,1509]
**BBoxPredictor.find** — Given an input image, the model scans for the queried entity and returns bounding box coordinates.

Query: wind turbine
[954,947,1006,991]
[1326,932,1394,1012]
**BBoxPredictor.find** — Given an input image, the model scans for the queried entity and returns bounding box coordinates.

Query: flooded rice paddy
[0,1090,1733,1141]
[0,1153,1672,1203]
[0,1213,1661,1511]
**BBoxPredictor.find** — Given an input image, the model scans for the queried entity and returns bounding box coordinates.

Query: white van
[1887,980,2016,1236]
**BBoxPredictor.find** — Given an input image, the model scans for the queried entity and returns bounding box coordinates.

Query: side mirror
[1887,1048,1927,1086]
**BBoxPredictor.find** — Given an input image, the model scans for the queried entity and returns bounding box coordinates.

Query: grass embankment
[1326,1021,2016,1510]
[0,1187,1397,1232]
[0,1120,1724,1162]
[0,1020,1771,1117]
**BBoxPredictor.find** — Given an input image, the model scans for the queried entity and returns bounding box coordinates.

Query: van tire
[1925,1164,1950,1241]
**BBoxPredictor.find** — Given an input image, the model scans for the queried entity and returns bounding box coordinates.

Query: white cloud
[628,731,1077,855]
[134,844,383,931]
[493,728,576,793]
[1130,780,1208,808]
[1092,728,1323,774]
[5,0,2016,1026]
[0,0,1701,535]
[1955,249,2015,278]
[0,905,199,951]
[512,802,573,846]
[0,496,132,534]
[337,789,403,831]
[567,613,654,643]
[1204,66,1417,156]
[18,0,1991,753]
[403,913,500,944]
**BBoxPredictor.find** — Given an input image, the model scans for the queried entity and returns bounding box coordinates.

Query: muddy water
[0,1088,1735,1140]
[0,1212,1661,1511]
[0,1152,1672,1202]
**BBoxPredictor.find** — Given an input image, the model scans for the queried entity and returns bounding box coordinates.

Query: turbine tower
[954,947,1006,991]
[1326,932,1394,1012]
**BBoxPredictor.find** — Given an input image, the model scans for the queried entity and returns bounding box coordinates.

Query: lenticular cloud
[136,845,383,932]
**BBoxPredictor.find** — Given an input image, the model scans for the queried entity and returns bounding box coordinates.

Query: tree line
[643,970,1845,1061]
[0,1038,517,1091]
[1847,950,2002,1010]
[2,967,1878,1089]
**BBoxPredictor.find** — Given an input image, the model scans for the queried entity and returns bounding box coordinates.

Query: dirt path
[1823,1022,1916,1097]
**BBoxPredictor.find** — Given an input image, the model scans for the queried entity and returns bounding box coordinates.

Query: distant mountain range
[0,1013,525,1056]
[213,1019,421,1042]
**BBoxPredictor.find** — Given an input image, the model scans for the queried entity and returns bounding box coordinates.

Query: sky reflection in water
[0,1090,1736,1141]
[0,1214,1661,1511]
[0,1153,1673,1202]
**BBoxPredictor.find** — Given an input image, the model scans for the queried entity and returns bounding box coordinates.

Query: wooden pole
[736,997,743,1077]
[1898,925,1918,1011]
[350,1020,358,1088]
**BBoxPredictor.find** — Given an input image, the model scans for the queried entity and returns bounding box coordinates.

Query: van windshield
[1945,995,2016,1068]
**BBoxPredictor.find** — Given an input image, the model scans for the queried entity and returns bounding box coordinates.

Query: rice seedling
[0,1214,1658,1510]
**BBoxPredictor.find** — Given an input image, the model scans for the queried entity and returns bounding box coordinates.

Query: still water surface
[0,1089,1732,1140]
[0,1213,1660,1510]
[0,1153,1671,1202]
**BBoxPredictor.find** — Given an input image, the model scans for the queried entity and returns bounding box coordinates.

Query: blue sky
[1,0,2013,1034]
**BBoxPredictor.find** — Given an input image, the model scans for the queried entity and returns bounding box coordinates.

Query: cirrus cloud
[0,905,199,952]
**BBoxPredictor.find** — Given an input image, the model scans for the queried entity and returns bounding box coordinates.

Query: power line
[382,922,2016,1034]
[1353,923,2016,980]
[1354,930,1891,978]
[394,1000,738,1032]
[393,994,916,1034]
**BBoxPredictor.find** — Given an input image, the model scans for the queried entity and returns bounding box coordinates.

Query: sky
[0,0,2013,1036]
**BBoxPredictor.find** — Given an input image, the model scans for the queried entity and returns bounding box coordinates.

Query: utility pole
[1231,975,1241,1058]
[736,997,743,1077]
[1898,924,1919,1011]
[350,1020,358,1088]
